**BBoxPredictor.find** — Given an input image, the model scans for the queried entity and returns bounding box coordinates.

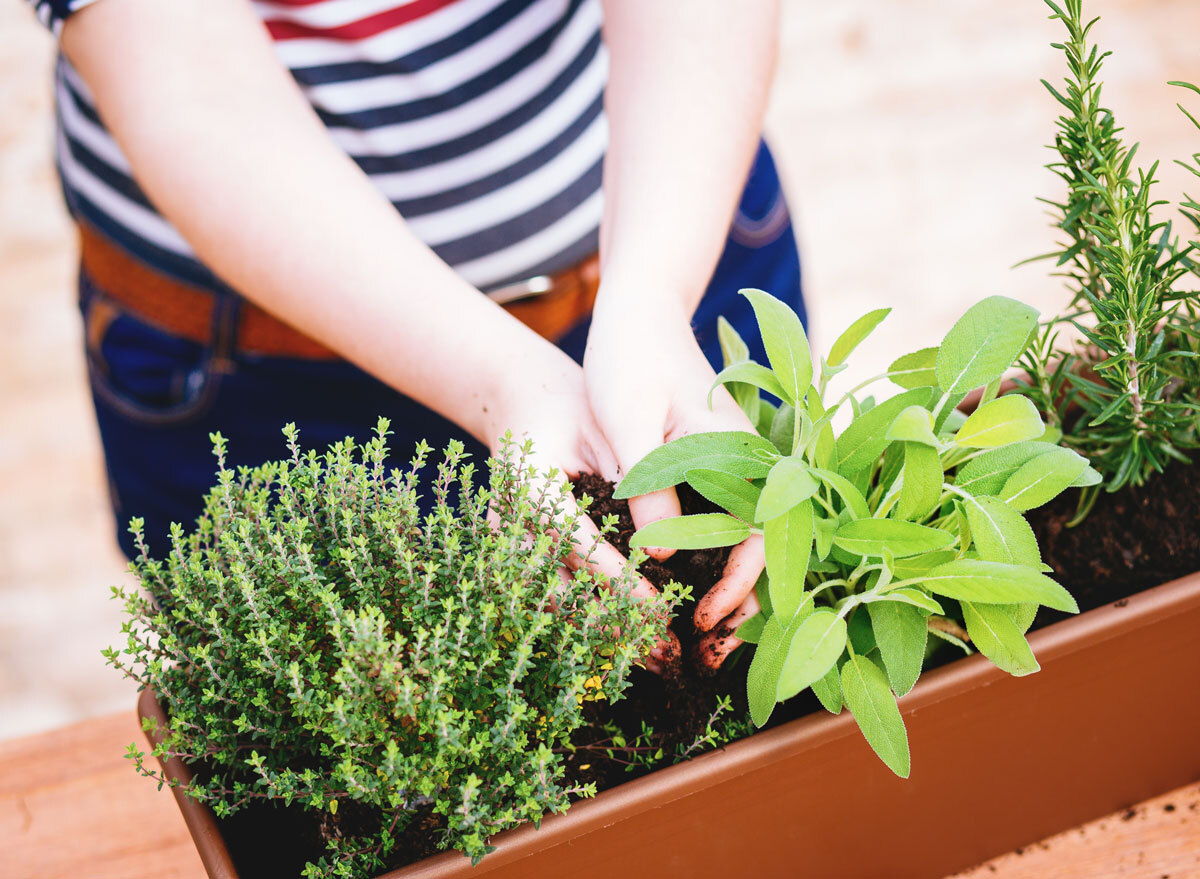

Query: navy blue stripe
[312,0,587,130]
[290,0,535,87]
[59,64,107,130]
[431,155,601,266]
[388,92,601,217]
[485,224,597,290]
[350,29,599,173]
[58,127,160,219]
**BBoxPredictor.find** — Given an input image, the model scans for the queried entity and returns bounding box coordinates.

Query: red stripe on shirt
[265,0,461,41]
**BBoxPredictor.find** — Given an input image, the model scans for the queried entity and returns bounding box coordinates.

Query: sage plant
[618,291,1090,777]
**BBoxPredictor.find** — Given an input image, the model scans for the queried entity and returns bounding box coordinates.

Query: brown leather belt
[78,223,600,359]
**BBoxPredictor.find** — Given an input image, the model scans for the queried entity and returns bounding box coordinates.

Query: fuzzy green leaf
[616,432,776,499]
[936,296,1038,397]
[811,662,844,714]
[1000,446,1090,511]
[829,308,892,367]
[897,442,943,521]
[755,457,819,522]
[887,405,940,447]
[833,519,955,559]
[918,559,1078,612]
[889,347,939,389]
[811,468,871,519]
[867,600,927,696]
[734,613,766,644]
[709,361,787,408]
[747,617,787,727]
[740,288,813,405]
[717,315,750,367]
[954,396,1045,448]
[962,495,1040,566]
[874,588,944,615]
[835,387,935,473]
[954,441,1060,496]
[961,601,1040,676]
[684,469,760,523]
[842,654,911,777]
[777,610,848,701]
[630,514,750,550]
[764,499,815,621]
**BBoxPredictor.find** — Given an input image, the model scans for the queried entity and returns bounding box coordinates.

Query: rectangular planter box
[144,570,1200,879]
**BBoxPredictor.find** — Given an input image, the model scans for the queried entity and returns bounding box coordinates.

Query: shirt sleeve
[28,0,104,36]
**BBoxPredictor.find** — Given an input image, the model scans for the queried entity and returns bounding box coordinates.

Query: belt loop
[209,285,242,373]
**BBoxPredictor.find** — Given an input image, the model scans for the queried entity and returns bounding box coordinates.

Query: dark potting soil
[1026,459,1200,627]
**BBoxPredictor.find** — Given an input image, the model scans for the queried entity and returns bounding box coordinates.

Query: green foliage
[105,423,677,877]
[618,290,1086,776]
[1018,0,1200,497]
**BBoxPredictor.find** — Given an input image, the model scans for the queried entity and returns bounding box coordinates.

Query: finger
[693,534,765,632]
[696,591,761,671]
[560,487,660,601]
[626,487,682,561]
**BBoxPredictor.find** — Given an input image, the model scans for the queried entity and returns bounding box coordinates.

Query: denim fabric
[82,141,805,560]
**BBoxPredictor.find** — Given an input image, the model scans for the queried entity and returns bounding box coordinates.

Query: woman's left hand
[583,290,765,670]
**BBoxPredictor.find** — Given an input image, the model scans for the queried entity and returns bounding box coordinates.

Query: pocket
[82,274,225,426]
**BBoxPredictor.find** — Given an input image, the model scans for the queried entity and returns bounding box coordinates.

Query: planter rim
[140,568,1200,879]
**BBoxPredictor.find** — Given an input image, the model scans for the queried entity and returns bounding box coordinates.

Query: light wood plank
[950,781,1200,879]
[0,711,206,879]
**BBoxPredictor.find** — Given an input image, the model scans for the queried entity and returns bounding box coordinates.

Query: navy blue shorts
[81,141,805,559]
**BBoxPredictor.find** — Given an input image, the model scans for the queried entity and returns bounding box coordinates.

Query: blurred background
[3,0,1199,740]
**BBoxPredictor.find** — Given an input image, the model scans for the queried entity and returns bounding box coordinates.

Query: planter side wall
[391,572,1200,879]
[147,572,1200,879]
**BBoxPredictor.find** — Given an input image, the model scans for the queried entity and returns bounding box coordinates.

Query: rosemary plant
[1018,0,1199,502]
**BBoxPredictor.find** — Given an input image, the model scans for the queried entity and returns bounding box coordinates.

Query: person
[28,0,805,670]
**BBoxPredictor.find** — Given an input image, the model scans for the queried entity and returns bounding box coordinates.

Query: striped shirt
[31,0,607,293]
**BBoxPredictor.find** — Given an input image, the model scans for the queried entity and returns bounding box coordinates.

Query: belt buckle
[487,274,553,305]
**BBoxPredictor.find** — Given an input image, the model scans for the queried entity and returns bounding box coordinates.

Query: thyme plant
[106,421,677,877]
[1018,0,1200,498]
[617,290,1090,777]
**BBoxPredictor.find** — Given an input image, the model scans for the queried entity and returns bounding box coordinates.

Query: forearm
[596,0,780,317]
[62,0,559,446]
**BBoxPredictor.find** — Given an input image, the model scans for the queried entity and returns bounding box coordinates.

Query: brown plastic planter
[143,570,1200,879]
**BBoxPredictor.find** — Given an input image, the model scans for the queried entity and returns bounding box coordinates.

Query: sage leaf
[835,387,935,473]
[935,296,1039,397]
[684,468,760,523]
[630,513,750,550]
[1005,602,1038,633]
[874,587,944,615]
[814,515,836,560]
[847,608,877,655]
[954,441,1060,496]
[1070,465,1103,488]
[741,288,813,405]
[735,613,766,644]
[811,468,870,519]
[765,499,815,621]
[811,662,844,714]
[709,361,787,407]
[961,601,1040,676]
[829,307,891,367]
[841,654,911,778]
[867,600,927,696]
[747,616,787,727]
[889,347,939,390]
[777,610,848,700]
[919,559,1078,613]
[887,405,940,447]
[805,393,835,468]
[616,431,776,498]
[962,495,1040,566]
[897,442,943,521]
[833,519,954,559]
[769,403,796,455]
[756,457,819,522]
[1000,446,1089,511]
[954,396,1045,448]
[717,315,750,366]
[891,550,956,579]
